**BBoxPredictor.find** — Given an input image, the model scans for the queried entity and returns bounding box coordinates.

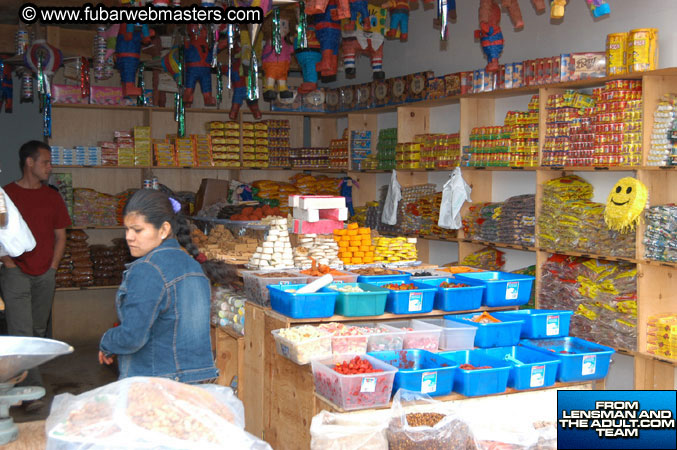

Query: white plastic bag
[386,389,478,449]
[310,410,388,450]
[438,167,472,230]
[381,170,401,226]
[0,188,36,257]
[45,376,272,450]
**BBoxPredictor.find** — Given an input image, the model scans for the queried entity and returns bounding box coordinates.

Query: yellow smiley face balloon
[604,177,648,233]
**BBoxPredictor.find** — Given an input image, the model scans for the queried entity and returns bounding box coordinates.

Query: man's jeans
[0,266,56,387]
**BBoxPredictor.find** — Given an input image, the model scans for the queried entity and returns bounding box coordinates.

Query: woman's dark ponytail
[124,189,236,285]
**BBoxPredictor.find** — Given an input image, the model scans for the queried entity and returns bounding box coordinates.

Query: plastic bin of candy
[319,323,370,355]
[369,280,436,314]
[438,350,511,397]
[243,270,308,307]
[478,346,561,390]
[453,271,535,307]
[271,326,333,365]
[381,320,442,351]
[369,349,457,397]
[351,322,406,352]
[520,337,615,382]
[307,271,359,284]
[435,266,486,276]
[491,309,573,338]
[311,354,398,410]
[352,271,412,284]
[414,278,484,312]
[268,284,337,319]
[322,283,390,317]
[413,318,477,351]
[444,313,524,348]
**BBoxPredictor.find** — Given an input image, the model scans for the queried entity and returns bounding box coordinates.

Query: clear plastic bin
[412,318,477,351]
[243,270,308,307]
[306,271,359,284]
[381,320,442,352]
[311,353,398,411]
[330,334,370,355]
[271,327,333,365]
[352,322,406,352]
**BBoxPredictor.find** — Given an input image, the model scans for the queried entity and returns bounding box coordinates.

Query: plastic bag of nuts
[386,390,478,450]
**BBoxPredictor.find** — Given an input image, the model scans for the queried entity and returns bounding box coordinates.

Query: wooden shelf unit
[49,68,677,390]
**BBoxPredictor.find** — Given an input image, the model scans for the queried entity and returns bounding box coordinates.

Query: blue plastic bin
[354,271,412,284]
[369,280,436,314]
[492,309,573,338]
[369,350,457,397]
[453,271,535,307]
[445,313,524,348]
[268,284,337,319]
[414,278,484,312]
[322,283,390,317]
[520,337,615,382]
[478,346,561,390]
[438,350,511,396]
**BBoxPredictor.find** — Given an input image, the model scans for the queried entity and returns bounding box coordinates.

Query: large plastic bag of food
[45,377,271,450]
[386,389,478,450]
[0,187,36,257]
[310,410,388,450]
[438,167,472,230]
[381,170,401,226]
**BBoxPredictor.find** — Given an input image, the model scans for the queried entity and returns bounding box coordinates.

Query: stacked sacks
[497,194,536,246]
[68,230,93,287]
[462,202,491,241]
[478,203,502,243]
[73,188,119,226]
[90,240,131,286]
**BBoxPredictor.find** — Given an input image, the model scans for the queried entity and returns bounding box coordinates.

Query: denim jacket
[100,238,218,383]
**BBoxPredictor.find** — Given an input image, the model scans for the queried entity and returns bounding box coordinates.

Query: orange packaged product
[358,228,371,235]
[347,229,358,236]
[347,223,359,230]
[334,229,347,236]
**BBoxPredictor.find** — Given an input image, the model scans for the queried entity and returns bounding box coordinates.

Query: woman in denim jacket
[99,189,218,384]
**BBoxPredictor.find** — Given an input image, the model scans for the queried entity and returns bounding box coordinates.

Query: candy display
[268,119,291,168]
[319,322,370,355]
[295,235,343,269]
[274,325,333,364]
[290,147,330,169]
[540,255,637,351]
[460,247,505,271]
[349,267,402,276]
[395,142,421,170]
[351,130,373,171]
[249,217,293,269]
[210,121,241,168]
[334,223,375,266]
[229,205,282,221]
[497,194,536,246]
[372,236,417,263]
[386,412,477,450]
[333,356,383,375]
[648,94,677,166]
[242,122,270,169]
[328,284,365,293]
[376,128,397,171]
[627,28,658,73]
[329,138,349,169]
[646,314,677,360]
[539,176,635,257]
[644,205,677,263]
[192,225,262,265]
[506,96,539,167]
[382,283,418,290]
[90,240,131,287]
[73,188,119,226]
[211,287,247,335]
[464,126,510,167]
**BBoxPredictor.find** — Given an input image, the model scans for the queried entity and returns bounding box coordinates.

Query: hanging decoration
[585,0,610,17]
[247,48,260,101]
[80,56,90,98]
[604,177,648,233]
[294,23,321,93]
[273,8,282,54]
[216,62,223,107]
[310,0,342,80]
[20,72,33,103]
[341,3,386,80]
[501,0,524,29]
[93,25,115,80]
[0,56,13,113]
[262,11,294,101]
[15,25,31,56]
[297,1,308,49]
[184,24,217,106]
[25,40,62,137]
[176,45,186,137]
[136,62,146,106]
[383,0,410,42]
[226,23,236,89]
[475,0,504,73]
[115,23,152,98]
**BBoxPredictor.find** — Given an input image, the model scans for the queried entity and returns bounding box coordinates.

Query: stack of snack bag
[290,147,330,169]
[462,202,492,240]
[292,174,341,196]
[209,121,241,167]
[49,173,74,218]
[294,234,342,269]
[90,239,131,286]
[268,119,291,168]
[540,255,637,350]
[153,139,176,167]
[506,95,539,167]
[478,203,502,243]
[252,180,300,214]
[643,205,677,263]
[463,126,510,167]
[377,128,397,170]
[211,286,247,335]
[174,137,195,167]
[350,131,372,170]
[133,126,152,166]
[364,201,381,229]
[646,314,677,360]
[100,141,118,166]
[193,134,212,167]
[115,189,136,224]
[398,184,436,235]
[539,175,634,257]
[334,223,374,266]
[435,133,461,169]
[67,230,93,287]
[542,90,589,166]
[415,192,457,238]
[73,188,119,226]
[254,122,269,168]
[459,247,505,271]
[115,130,134,167]
[373,236,417,263]
[497,194,535,246]
[648,94,677,166]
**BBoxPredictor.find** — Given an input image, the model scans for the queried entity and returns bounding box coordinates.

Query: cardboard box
[52,84,88,104]
[372,80,389,107]
[505,64,514,89]
[569,52,606,80]
[444,73,461,96]
[195,178,230,213]
[560,53,571,82]
[407,72,430,102]
[388,76,408,104]
[427,76,446,100]
[551,56,561,83]
[460,71,473,94]
[355,83,373,109]
[513,62,524,88]
[340,85,356,111]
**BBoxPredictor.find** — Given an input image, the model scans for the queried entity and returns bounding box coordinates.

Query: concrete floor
[10,344,118,423]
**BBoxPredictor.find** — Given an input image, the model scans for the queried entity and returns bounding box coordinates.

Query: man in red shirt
[0,141,71,407]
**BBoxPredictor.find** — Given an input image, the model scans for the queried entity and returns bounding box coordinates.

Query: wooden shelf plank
[56,285,119,292]
[539,248,639,264]
[642,259,677,269]
[636,351,677,366]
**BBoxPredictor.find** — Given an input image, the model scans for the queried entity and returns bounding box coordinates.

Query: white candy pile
[249,217,294,269]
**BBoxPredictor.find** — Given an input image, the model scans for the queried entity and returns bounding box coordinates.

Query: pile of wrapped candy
[646,314,677,360]
[497,194,536,246]
[398,184,437,235]
[539,176,634,257]
[540,255,637,350]
[73,188,119,226]
[643,205,677,263]
[460,247,505,271]
[462,202,491,240]
[417,192,458,239]
[477,203,502,242]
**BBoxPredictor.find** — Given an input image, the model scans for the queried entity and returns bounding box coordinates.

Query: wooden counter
[4,421,47,450]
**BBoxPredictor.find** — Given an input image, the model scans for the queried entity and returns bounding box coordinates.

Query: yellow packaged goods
[242,122,255,130]
[627,28,658,73]
[224,121,240,129]
[606,32,628,75]
[209,129,225,137]
[646,314,677,360]
[117,146,134,166]
[208,121,225,129]
[133,126,150,139]
[154,143,176,166]
[373,236,417,263]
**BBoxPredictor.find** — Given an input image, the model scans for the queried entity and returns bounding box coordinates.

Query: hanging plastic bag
[386,389,479,449]
[310,410,388,450]
[0,188,36,257]
[381,170,401,226]
[438,167,471,230]
[46,376,272,450]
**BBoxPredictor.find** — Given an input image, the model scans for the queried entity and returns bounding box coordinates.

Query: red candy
[333,356,383,375]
